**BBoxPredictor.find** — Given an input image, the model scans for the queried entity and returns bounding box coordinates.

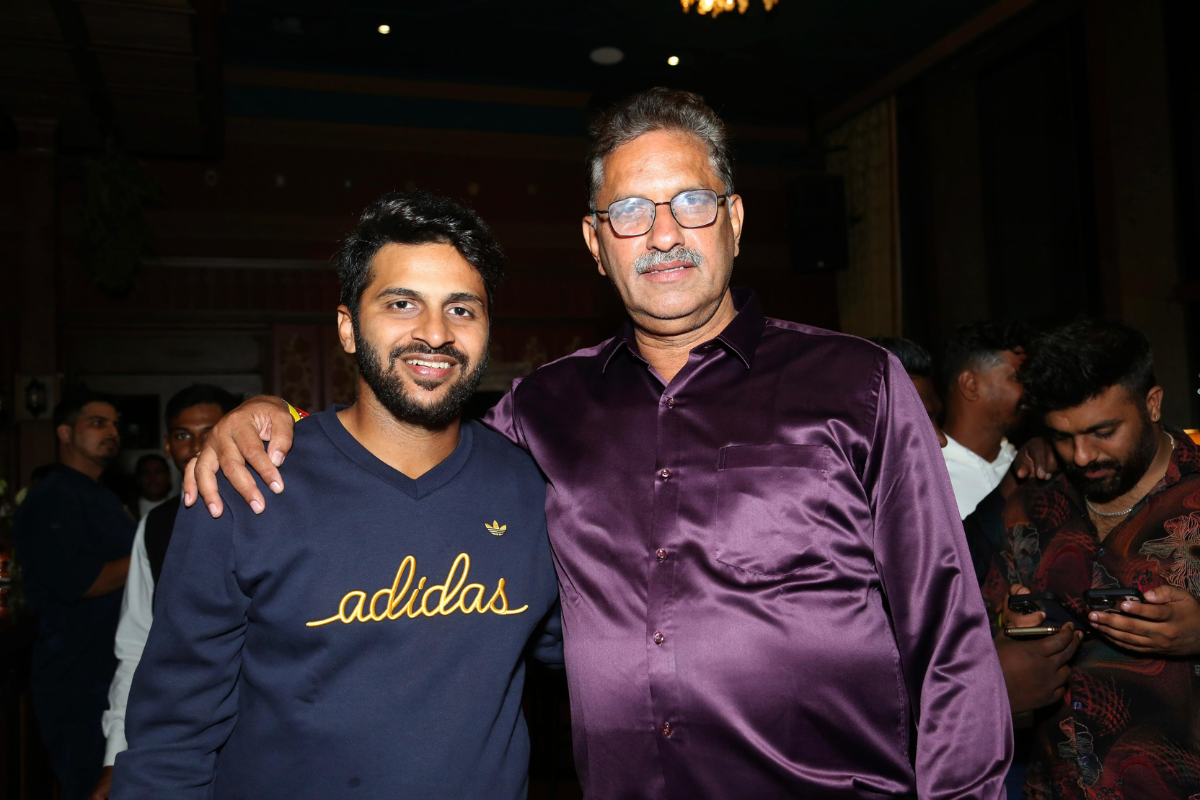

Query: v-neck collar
[315,406,474,500]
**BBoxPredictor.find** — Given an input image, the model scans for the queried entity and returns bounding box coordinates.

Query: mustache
[634,246,705,275]
[386,342,470,370]
[1064,458,1121,475]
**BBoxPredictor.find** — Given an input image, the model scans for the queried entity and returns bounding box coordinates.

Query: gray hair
[587,87,734,209]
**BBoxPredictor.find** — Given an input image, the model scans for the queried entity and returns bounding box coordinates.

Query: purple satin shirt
[485,291,1011,799]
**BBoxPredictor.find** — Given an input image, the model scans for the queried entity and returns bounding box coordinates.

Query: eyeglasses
[591,189,730,237]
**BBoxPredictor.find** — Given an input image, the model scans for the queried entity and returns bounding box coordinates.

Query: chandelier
[681,0,778,16]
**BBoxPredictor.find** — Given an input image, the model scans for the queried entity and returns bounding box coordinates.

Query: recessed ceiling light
[378,24,390,34]
[667,55,680,66]
[590,46,624,66]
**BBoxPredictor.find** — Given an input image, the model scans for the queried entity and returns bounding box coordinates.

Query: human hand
[999,438,1058,499]
[1005,584,1047,627]
[1012,437,1058,481]
[1088,584,1200,657]
[182,395,294,517]
[89,766,113,800]
[995,623,1082,713]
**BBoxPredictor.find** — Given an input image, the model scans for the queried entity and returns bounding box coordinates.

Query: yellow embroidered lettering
[305,553,528,627]
[486,578,529,616]
[385,556,416,620]
[404,577,428,619]
[456,584,486,614]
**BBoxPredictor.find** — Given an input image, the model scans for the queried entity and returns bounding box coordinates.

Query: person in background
[871,336,946,445]
[982,319,1200,799]
[12,389,135,800]
[941,320,1032,518]
[131,454,171,520]
[89,384,239,800]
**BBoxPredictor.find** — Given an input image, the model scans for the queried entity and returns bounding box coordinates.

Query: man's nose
[1074,438,1097,466]
[411,310,453,349]
[647,203,686,252]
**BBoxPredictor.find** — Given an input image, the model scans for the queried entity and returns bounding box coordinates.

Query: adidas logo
[485,520,507,536]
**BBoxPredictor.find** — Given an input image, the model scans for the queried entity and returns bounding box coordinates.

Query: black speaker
[786,174,849,274]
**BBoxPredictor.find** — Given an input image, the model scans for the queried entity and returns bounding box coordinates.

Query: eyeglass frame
[589,189,732,237]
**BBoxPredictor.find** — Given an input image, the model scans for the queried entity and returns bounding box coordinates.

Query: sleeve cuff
[103,724,127,766]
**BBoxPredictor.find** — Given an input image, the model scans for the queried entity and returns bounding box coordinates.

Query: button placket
[648,380,687,766]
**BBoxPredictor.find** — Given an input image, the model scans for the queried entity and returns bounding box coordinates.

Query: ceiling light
[681,0,779,16]
[377,24,390,34]
[667,55,680,66]
[589,46,624,66]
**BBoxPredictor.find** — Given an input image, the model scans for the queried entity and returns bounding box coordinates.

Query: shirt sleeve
[481,378,528,451]
[528,598,564,668]
[864,353,1012,800]
[111,480,250,799]
[102,517,155,766]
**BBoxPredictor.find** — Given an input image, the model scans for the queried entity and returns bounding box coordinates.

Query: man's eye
[390,300,415,310]
[1094,429,1114,440]
[449,307,472,317]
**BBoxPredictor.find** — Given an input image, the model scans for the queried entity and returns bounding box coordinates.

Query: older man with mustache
[188,88,1011,799]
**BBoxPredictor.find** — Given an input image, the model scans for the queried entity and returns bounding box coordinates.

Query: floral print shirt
[981,430,1200,800]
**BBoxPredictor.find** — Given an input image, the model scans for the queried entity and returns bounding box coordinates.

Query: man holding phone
[981,319,1200,799]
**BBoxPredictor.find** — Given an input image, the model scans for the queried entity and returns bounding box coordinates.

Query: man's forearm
[84,557,131,598]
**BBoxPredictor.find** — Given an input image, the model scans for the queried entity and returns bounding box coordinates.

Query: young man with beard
[13,391,135,800]
[111,191,560,800]
[981,319,1200,799]
[184,88,1009,799]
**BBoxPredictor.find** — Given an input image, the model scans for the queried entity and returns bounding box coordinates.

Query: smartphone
[1083,587,1145,613]
[1006,591,1077,628]
[1004,625,1062,640]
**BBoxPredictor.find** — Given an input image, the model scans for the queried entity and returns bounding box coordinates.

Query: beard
[1062,415,1159,503]
[353,325,489,430]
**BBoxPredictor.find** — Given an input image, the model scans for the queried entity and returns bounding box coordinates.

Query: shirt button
[1098,548,1106,556]
[1073,701,1082,710]
[666,397,676,408]
[653,631,665,645]
[659,468,671,480]
[655,548,667,561]
[661,722,673,738]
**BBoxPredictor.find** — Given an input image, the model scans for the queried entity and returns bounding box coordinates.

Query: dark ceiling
[224,0,1000,127]
[0,0,1005,157]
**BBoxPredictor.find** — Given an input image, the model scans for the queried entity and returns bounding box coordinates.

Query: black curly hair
[1020,318,1156,414]
[870,337,933,378]
[941,319,1033,393]
[334,190,505,321]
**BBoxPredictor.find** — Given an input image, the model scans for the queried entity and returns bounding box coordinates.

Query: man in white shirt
[89,384,238,800]
[940,321,1030,519]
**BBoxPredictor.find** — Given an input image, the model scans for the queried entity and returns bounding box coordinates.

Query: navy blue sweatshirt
[113,409,561,800]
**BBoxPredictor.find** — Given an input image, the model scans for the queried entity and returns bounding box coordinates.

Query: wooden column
[14,118,59,487]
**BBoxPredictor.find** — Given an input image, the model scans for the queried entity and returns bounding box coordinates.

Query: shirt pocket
[714,443,831,578]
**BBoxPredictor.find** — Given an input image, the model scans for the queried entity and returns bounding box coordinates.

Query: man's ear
[957,370,980,403]
[1145,385,1164,421]
[163,434,172,460]
[336,305,357,354]
[56,423,73,446]
[581,217,606,277]
[728,194,745,258]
